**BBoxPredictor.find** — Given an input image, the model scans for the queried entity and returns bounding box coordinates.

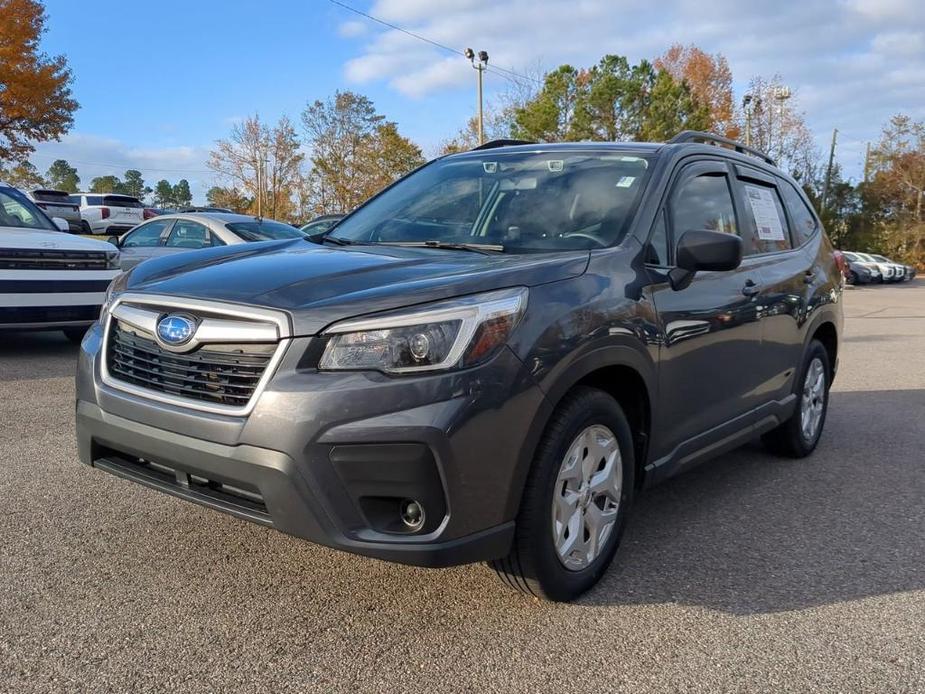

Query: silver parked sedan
[111,213,305,270]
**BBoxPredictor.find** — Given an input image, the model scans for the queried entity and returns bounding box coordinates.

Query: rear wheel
[489,387,635,602]
[80,221,93,235]
[762,340,830,458]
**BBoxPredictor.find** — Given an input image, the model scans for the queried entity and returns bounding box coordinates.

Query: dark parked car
[76,132,842,601]
[841,251,881,284]
[300,213,344,236]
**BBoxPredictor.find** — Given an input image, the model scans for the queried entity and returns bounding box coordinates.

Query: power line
[326,0,543,87]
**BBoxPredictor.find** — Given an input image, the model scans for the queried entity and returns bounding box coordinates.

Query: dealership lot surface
[1,282,923,694]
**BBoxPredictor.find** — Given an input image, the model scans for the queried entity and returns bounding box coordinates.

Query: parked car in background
[841,252,882,284]
[300,214,344,236]
[177,206,233,213]
[77,132,843,601]
[25,189,82,233]
[869,254,907,281]
[110,212,304,270]
[71,193,155,235]
[1,180,120,342]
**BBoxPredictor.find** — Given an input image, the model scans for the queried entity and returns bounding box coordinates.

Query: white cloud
[338,19,368,38]
[338,0,925,178]
[30,133,212,202]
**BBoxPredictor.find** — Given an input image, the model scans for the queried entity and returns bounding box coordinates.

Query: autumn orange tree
[654,44,737,139]
[0,0,77,163]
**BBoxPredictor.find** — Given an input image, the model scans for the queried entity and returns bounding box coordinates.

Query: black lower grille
[0,305,100,325]
[106,322,275,407]
[0,248,116,270]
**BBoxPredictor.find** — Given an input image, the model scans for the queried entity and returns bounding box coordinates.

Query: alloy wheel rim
[551,425,622,571]
[800,357,826,442]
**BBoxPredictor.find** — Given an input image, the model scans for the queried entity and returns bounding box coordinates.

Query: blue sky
[33,0,925,204]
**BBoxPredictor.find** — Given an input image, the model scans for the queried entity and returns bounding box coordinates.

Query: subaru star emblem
[156,314,196,346]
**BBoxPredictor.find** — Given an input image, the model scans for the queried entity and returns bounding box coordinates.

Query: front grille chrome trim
[100,293,291,416]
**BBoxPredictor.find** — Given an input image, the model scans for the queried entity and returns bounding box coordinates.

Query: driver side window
[671,173,738,240]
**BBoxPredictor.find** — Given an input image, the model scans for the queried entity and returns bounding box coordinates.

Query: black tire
[62,327,87,344]
[848,271,858,285]
[762,340,831,458]
[489,386,635,602]
[81,221,93,235]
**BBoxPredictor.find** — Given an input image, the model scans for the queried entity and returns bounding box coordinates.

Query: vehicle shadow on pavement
[0,331,80,381]
[583,388,925,614]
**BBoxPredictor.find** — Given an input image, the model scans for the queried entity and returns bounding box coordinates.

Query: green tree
[360,121,425,196]
[0,160,44,189]
[301,91,385,213]
[172,179,192,207]
[0,0,78,162]
[45,159,79,192]
[153,179,174,207]
[122,169,151,200]
[88,175,121,193]
[206,186,250,212]
[512,55,709,143]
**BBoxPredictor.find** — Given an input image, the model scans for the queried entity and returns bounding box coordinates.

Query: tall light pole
[772,85,791,159]
[822,128,838,210]
[465,48,489,145]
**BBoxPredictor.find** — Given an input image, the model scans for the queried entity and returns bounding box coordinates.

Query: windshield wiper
[308,233,352,246]
[377,240,505,254]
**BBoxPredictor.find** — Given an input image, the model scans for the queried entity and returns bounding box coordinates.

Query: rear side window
[103,195,143,209]
[122,219,170,247]
[166,220,213,249]
[32,190,71,203]
[85,195,103,206]
[780,182,818,246]
[671,173,738,238]
[740,182,791,255]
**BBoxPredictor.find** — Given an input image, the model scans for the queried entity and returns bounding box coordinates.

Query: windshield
[871,255,889,262]
[329,151,652,252]
[0,187,56,231]
[225,220,304,241]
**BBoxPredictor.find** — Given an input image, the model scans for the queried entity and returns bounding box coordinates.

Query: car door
[118,218,174,270]
[646,159,766,459]
[730,166,813,405]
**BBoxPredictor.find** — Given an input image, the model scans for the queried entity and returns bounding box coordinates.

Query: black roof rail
[668,130,776,166]
[470,138,536,151]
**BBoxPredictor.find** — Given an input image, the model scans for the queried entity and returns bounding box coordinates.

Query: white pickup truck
[1,182,121,342]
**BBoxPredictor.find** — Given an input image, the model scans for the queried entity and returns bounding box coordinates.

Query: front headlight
[319,287,528,374]
[99,269,131,319]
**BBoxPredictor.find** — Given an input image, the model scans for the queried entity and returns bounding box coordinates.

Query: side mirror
[106,235,120,247]
[668,229,742,291]
[52,217,70,232]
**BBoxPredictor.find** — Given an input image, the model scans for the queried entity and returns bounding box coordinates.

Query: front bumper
[76,323,547,567]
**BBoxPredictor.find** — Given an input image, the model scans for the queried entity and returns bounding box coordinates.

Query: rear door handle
[742,280,761,297]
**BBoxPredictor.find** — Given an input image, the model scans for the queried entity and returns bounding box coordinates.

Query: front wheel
[489,387,635,602]
[762,340,831,458]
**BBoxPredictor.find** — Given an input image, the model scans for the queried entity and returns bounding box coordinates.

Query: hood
[0,226,117,252]
[126,239,589,335]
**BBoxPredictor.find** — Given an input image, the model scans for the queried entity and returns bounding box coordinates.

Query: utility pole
[863,142,872,183]
[465,48,489,145]
[822,128,838,210]
[256,159,262,217]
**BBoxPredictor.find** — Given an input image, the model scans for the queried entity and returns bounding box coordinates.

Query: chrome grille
[107,322,275,407]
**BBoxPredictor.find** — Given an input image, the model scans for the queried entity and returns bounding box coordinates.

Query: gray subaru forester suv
[76,132,842,601]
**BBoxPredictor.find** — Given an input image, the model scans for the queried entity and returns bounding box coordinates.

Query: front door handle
[742,280,761,297]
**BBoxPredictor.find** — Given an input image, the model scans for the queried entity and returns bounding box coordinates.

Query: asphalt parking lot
[1,281,923,694]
